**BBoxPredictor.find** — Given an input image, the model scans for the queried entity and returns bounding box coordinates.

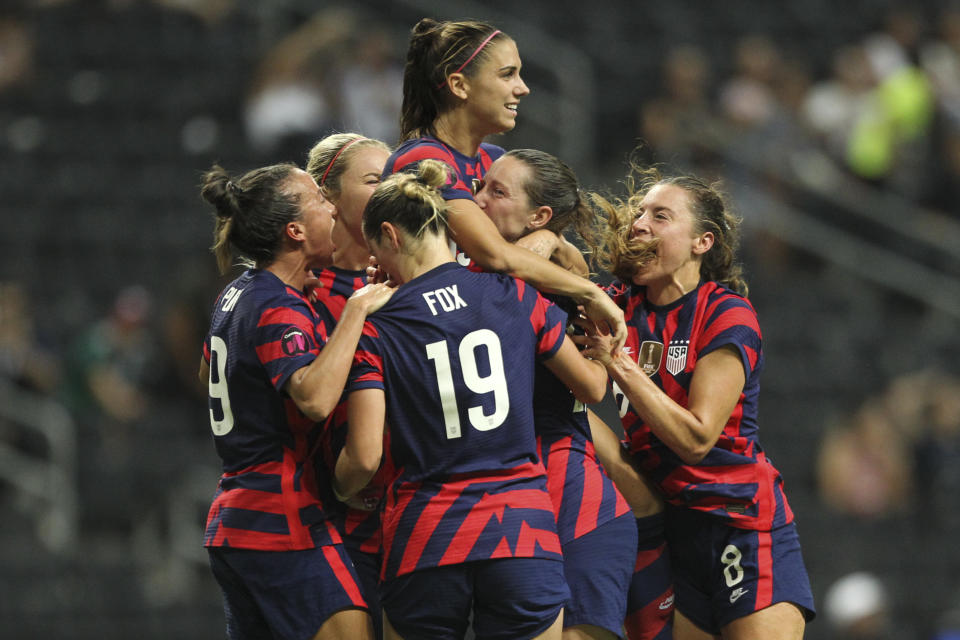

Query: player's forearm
[333,447,380,500]
[290,302,368,421]
[587,410,664,516]
[605,353,714,464]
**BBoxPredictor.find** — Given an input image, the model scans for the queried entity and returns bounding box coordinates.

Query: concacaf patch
[281,326,310,356]
[666,339,689,376]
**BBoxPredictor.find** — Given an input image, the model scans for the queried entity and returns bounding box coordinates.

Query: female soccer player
[381,17,625,353]
[198,162,393,640]
[306,132,392,638]
[475,148,640,640]
[574,167,816,640]
[335,159,609,640]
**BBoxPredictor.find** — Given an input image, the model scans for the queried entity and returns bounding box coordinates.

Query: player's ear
[445,72,470,100]
[527,205,553,230]
[381,221,402,251]
[285,220,306,242]
[692,231,714,255]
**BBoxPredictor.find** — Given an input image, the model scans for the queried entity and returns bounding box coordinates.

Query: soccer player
[198,162,393,640]
[305,132,392,638]
[475,148,640,640]
[334,159,609,639]
[381,17,626,353]
[573,166,816,639]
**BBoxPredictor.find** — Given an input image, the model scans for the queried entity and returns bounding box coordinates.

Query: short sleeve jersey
[533,297,630,544]
[609,279,794,531]
[311,266,391,554]
[383,136,504,269]
[348,262,567,580]
[202,269,340,550]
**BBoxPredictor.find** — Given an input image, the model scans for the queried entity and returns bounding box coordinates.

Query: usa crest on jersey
[666,340,689,375]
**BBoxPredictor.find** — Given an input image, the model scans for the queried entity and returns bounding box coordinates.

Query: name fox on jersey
[422,285,468,316]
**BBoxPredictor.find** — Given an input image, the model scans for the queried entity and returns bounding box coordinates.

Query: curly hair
[591,163,748,296]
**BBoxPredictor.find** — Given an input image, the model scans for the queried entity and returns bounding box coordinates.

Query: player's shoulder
[478,142,506,163]
[700,281,755,313]
[387,137,456,171]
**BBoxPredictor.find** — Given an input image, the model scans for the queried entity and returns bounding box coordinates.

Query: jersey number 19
[425,329,509,440]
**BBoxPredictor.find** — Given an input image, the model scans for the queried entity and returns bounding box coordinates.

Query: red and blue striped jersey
[383,136,504,270]
[202,269,341,550]
[310,266,389,554]
[535,371,631,545]
[311,266,366,331]
[348,262,567,579]
[608,280,794,531]
[534,296,630,544]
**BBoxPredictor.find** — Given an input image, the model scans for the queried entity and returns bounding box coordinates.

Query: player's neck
[434,113,483,158]
[333,241,371,272]
[266,253,313,291]
[645,264,701,306]
[393,237,455,285]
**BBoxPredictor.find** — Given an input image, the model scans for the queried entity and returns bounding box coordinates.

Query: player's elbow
[297,396,335,423]
[356,448,383,476]
[676,437,713,465]
[572,381,606,405]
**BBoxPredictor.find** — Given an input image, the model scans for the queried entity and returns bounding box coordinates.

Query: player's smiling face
[463,38,529,135]
[628,183,703,285]
[474,155,536,242]
[330,146,389,250]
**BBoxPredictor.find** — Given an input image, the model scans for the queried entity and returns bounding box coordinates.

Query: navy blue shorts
[562,512,636,637]
[665,507,816,634]
[625,512,674,640]
[346,547,382,639]
[381,558,569,640]
[208,544,368,640]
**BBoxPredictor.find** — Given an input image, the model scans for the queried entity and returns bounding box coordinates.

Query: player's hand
[365,255,394,285]
[579,290,626,354]
[304,269,321,302]
[342,486,382,512]
[349,282,395,314]
[569,321,616,368]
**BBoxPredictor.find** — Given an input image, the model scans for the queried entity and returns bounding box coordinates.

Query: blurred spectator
[60,285,158,454]
[802,44,877,162]
[243,8,402,159]
[920,5,960,212]
[823,571,893,639]
[0,281,61,394]
[0,14,32,95]
[636,44,723,171]
[336,26,402,145]
[243,8,349,158]
[920,4,960,125]
[817,369,960,525]
[847,7,936,196]
[816,404,914,519]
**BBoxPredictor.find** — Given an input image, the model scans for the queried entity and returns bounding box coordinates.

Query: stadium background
[1,0,959,637]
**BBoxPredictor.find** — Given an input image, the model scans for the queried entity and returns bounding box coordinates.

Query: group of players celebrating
[198,17,816,640]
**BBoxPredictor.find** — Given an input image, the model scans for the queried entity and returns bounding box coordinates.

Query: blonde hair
[305,133,390,198]
[362,159,450,245]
